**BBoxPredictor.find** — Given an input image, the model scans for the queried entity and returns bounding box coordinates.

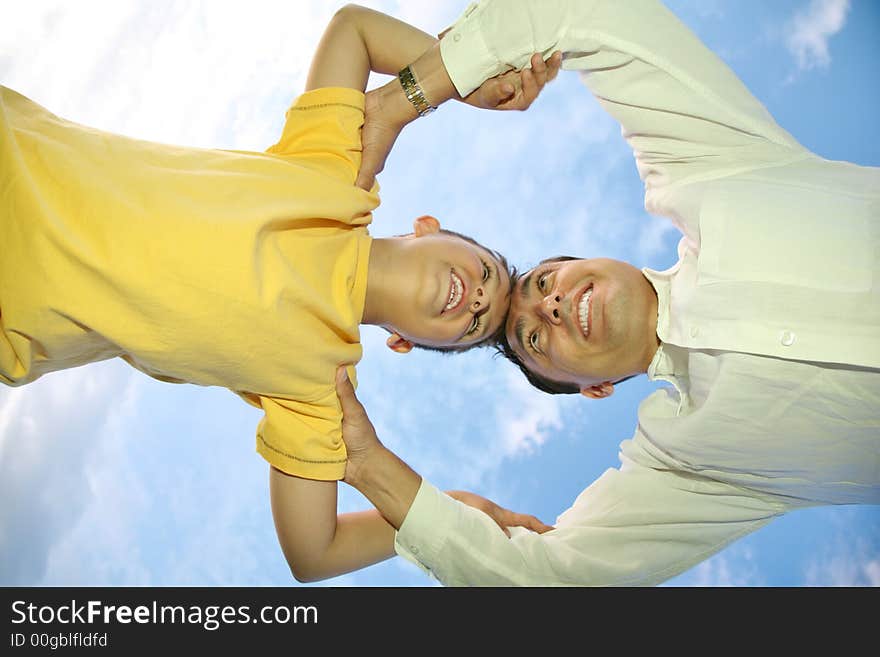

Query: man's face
[504,257,659,392]
[388,222,512,350]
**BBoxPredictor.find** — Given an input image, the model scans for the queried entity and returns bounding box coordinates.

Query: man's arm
[336,368,784,586]
[360,0,807,194]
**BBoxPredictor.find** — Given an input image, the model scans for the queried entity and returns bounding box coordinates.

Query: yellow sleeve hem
[256,433,346,481]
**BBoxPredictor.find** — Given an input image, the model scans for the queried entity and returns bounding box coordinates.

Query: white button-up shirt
[393,0,880,586]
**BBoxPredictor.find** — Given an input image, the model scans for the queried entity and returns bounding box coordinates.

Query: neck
[363,238,395,328]
[640,277,662,372]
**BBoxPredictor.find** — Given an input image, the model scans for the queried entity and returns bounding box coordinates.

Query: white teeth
[578,288,593,337]
[445,271,463,311]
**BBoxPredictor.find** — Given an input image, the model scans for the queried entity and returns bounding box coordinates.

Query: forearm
[438,0,801,182]
[345,446,422,530]
[342,4,439,77]
[306,3,442,92]
[302,509,397,582]
[395,464,783,586]
[269,467,396,582]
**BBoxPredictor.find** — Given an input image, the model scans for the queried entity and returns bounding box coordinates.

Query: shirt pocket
[696,181,872,293]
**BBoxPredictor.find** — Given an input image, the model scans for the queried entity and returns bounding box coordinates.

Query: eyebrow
[510,268,537,350]
[514,316,527,354]
[519,270,534,300]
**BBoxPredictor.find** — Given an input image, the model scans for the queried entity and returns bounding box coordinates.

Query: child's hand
[356,82,411,192]
[446,490,554,537]
[463,51,563,112]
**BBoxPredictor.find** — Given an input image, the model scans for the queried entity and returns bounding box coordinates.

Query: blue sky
[1,0,877,587]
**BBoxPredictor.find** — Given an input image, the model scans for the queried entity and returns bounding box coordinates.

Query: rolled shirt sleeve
[395,460,784,586]
[440,0,807,191]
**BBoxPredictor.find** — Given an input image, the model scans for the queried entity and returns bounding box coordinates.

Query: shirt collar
[641,263,690,413]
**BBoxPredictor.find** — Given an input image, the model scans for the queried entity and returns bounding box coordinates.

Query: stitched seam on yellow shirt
[289,103,363,113]
[258,434,346,464]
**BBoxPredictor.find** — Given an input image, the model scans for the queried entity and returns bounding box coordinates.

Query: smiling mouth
[444,270,465,313]
[577,285,593,338]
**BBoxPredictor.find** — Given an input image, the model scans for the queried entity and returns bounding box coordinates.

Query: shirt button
[780,330,796,346]
[410,546,420,556]
[453,33,461,42]
[689,326,700,338]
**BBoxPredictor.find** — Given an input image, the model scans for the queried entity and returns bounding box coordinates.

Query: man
[340,0,879,585]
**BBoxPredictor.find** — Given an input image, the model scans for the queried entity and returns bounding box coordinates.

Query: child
[1,5,555,579]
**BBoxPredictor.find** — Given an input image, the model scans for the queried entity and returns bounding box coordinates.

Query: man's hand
[355,51,563,191]
[462,51,562,111]
[446,490,554,537]
[335,366,384,486]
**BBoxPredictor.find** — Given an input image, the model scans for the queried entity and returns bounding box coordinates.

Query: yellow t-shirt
[0,85,379,480]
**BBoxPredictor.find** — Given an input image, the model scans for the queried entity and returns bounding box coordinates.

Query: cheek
[540,340,570,378]
[547,335,590,378]
[414,320,461,346]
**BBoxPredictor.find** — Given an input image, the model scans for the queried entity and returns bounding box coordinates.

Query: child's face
[385,217,511,351]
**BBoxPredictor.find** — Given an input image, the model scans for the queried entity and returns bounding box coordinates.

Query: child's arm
[305,4,441,93]
[269,467,553,582]
[306,5,550,106]
[306,5,561,190]
[265,7,443,583]
[269,466,395,582]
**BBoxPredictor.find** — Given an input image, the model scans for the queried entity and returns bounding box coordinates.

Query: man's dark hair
[492,255,636,394]
[407,228,516,354]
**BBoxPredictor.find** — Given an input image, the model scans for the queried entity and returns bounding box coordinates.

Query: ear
[385,333,414,354]
[579,382,614,399]
[413,215,441,237]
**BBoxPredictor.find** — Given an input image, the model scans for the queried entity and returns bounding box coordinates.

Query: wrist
[347,445,421,530]
[371,78,418,130]
[397,65,437,117]
[378,43,455,124]
[344,441,387,490]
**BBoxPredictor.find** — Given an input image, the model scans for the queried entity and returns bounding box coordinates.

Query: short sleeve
[265,87,366,185]
[254,388,347,481]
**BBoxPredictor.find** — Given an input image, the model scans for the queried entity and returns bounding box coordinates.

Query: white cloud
[0,361,143,584]
[636,215,680,266]
[795,506,880,586]
[785,0,850,71]
[806,539,880,586]
[672,545,763,587]
[495,370,563,456]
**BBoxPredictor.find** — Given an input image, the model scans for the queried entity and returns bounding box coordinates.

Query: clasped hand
[335,367,554,536]
[355,51,563,191]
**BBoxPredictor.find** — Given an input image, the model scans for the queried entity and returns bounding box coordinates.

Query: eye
[528,330,541,354]
[538,272,548,292]
[481,260,491,283]
[466,314,483,336]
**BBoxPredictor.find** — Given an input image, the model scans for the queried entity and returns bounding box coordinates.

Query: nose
[469,285,486,312]
[538,292,562,324]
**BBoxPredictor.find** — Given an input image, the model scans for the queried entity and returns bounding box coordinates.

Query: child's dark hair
[409,228,516,354]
